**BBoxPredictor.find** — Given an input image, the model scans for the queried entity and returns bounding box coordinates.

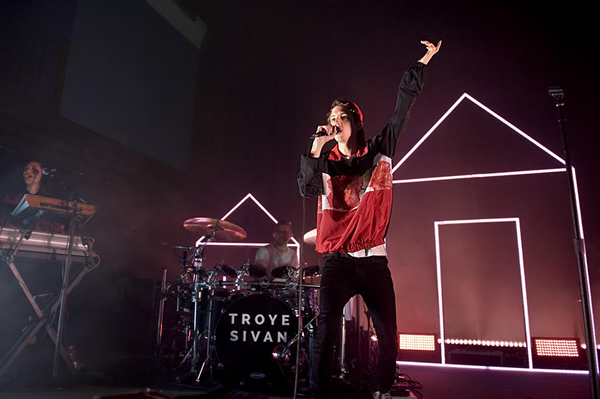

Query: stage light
[442,339,526,348]
[531,337,587,370]
[398,333,436,352]
[534,338,579,357]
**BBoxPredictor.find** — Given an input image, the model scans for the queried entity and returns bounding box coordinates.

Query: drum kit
[154,217,322,388]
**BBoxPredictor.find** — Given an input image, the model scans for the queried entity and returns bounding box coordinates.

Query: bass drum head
[215,294,298,384]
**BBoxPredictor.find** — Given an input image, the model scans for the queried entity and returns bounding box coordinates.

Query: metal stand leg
[0,260,92,376]
[549,87,599,399]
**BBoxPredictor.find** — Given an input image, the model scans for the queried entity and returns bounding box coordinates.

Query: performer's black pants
[311,254,398,398]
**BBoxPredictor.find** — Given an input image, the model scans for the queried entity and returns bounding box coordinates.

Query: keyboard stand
[0,229,98,376]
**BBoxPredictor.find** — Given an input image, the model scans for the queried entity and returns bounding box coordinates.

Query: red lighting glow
[399,334,436,351]
[534,339,579,357]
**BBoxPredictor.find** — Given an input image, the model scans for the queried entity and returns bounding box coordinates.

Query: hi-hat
[304,228,317,246]
[183,217,247,241]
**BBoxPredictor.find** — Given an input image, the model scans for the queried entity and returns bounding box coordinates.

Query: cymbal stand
[234,265,250,290]
[190,240,209,374]
[196,267,223,383]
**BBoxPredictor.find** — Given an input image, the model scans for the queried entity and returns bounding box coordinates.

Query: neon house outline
[392,92,596,374]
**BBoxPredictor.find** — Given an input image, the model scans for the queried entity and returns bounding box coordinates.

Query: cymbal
[183,217,247,241]
[304,228,317,246]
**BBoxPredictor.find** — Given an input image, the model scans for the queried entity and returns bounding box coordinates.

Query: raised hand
[418,40,442,65]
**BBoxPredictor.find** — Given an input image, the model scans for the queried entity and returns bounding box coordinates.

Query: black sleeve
[298,153,327,198]
[374,61,427,158]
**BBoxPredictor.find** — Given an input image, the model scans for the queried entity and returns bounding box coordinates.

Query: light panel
[398,333,436,351]
[534,339,579,358]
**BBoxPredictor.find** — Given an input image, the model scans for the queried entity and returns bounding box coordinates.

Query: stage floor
[0,363,592,399]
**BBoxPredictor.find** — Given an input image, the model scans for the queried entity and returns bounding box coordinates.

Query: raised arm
[378,40,442,157]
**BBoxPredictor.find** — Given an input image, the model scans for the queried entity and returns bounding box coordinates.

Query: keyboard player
[1,160,65,233]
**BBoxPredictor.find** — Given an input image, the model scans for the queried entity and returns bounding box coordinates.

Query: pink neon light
[463,94,565,165]
[392,93,467,174]
[393,168,565,184]
[396,361,589,375]
[514,218,534,368]
[392,95,594,373]
[442,339,526,348]
[391,93,565,175]
[204,242,299,248]
[434,218,533,368]
[434,224,446,363]
[195,193,301,265]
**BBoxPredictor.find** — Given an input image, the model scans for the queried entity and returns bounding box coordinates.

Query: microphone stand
[51,194,81,378]
[549,87,599,399]
[50,177,87,378]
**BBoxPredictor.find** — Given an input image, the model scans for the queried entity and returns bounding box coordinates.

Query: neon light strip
[434,223,445,363]
[391,93,565,174]
[195,193,301,265]
[396,361,589,375]
[515,218,534,368]
[434,218,532,369]
[393,168,566,184]
[442,339,526,347]
[203,242,299,248]
[390,96,594,373]
[571,167,599,373]
[392,93,467,174]
[464,94,565,165]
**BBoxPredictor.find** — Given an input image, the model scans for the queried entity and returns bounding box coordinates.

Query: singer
[298,40,442,399]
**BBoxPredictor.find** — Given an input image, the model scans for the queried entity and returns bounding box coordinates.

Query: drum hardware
[271,265,298,280]
[155,219,325,390]
[272,311,319,368]
[183,217,247,241]
[176,217,247,385]
[214,295,300,385]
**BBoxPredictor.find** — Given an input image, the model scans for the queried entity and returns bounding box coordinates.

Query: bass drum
[215,295,298,385]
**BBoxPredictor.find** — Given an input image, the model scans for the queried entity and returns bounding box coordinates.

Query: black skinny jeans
[311,254,398,398]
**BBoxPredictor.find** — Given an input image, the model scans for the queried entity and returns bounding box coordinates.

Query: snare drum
[215,294,298,384]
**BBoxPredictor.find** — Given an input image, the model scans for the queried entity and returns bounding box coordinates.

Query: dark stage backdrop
[60,0,200,172]
[1,0,599,373]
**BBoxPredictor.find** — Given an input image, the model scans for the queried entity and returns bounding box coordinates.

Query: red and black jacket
[298,62,426,254]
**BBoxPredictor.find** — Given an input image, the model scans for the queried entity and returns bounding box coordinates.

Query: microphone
[310,126,339,139]
[42,168,58,176]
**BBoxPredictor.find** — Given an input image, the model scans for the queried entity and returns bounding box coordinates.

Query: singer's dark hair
[326,99,366,146]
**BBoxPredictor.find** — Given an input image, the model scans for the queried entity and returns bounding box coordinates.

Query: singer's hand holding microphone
[309,124,338,157]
